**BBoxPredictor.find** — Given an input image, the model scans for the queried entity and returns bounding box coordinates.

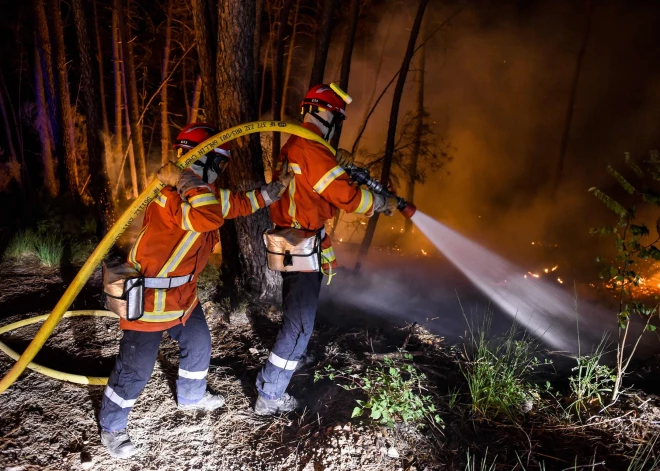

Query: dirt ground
[0,260,440,471]
[1,259,660,470]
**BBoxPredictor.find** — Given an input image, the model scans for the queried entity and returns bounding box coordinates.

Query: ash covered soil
[1,259,660,470]
[0,260,441,471]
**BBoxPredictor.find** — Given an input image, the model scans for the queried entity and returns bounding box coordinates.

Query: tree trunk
[93,0,110,137]
[253,0,264,103]
[405,31,426,235]
[34,0,58,162]
[190,74,203,123]
[280,0,300,118]
[191,0,218,124]
[308,0,336,88]
[328,0,360,235]
[112,9,125,196]
[47,0,79,196]
[357,0,428,267]
[119,35,139,199]
[329,0,359,150]
[161,0,173,165]
[34,41,59,197]
[0,73,22,187]
[271,0,294,156]
[216,0,281,301]
[258,29,273,118]
[71,0,114,230]
[552,0,592,199]
[115,0,148,189]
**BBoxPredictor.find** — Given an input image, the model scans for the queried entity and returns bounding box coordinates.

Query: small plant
[627,432,660,471]
[589,152,660,403]
[461,313,546,419]
[464,449,497,471]
[3,229,37,260]
[314,357,441,428]
[34,233,64,267]
[568,334,615,414]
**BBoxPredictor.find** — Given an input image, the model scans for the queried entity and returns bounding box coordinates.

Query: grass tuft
[3,230,38,260]
[34,233,65,267]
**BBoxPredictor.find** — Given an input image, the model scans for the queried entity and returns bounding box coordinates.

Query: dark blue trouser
[99,304,211,432]
[256,271,323,400]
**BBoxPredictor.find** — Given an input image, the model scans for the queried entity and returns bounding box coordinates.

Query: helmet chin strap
[304,109,337,142]
[190,155,219,184]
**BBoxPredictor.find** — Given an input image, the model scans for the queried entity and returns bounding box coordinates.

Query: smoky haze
[317,0,660,355]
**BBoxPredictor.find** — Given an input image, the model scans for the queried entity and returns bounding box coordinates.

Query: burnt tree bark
[253,0,264,103]
[280,0,300,117]
[34,0,58,161]
[34,40,58,197]
[119,36,140,198]
[191,0,218,124]
[161,0,172,165]
[405,31,426,234]
[552,0,592,199]
[357,0,429,267]
[271,0,294,156]
[71,0,114,230]
[93,0,110,137]
[329,0,360,235]
[47,0,79,195]
[330,0,359,150]
[189,74,202,123]
[217,0,281,300]
[116,0,148,189]
[111,9,126,196]
[308,0,336,88]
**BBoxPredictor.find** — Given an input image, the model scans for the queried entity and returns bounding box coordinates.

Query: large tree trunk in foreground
[161,0,173,165]
[551,0,592,200]
[47,0,79,196]
[217,0,281,301]
[116,0,148,189]
[71,0,114,230]
[357,0,429,268]
[34,41,59,197]
[280,0,300,118]
[308,0,336,88]
[253,0,263,104]
[405,30,426,235]
[191,0,218,124]
[271,0,293,156]
[34,0,58,162]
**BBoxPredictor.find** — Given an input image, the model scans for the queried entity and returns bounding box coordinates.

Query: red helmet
[300,84,347,118]
[173,122,230,159]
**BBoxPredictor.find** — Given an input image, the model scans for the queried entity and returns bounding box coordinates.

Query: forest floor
[1,258,660,470]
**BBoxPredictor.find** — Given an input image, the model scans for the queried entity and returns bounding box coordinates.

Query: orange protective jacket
[269,122,377,270]
[122,175,266,332]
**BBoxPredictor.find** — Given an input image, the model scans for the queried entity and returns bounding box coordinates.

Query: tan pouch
[264,228,321,272]
[102,262,145,321]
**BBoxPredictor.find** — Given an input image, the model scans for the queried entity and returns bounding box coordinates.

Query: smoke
[318,0,660,355]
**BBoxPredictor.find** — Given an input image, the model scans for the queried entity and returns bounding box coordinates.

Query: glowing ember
[551,265,559,271]
[339,238,343,242]
[528,272,540,278]
[557,277,563,284]
[421,249,427,255]
[544,268,549,273]
[360,221,366,225]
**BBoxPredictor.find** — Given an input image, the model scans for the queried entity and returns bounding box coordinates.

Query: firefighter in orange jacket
[99,123,292,458]
[254,84,397,415]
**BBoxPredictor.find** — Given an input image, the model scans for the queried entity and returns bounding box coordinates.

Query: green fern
[625,152,645,178]
[607,165,637,195]
[588,188,629,218]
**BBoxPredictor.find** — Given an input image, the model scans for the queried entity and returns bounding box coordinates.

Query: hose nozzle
[396,197,417,219]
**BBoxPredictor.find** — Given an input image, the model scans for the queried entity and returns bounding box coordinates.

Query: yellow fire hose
[0,121,335,393]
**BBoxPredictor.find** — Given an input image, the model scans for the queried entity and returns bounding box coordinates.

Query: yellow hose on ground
[0,121,335,393]
[0,310,118,385]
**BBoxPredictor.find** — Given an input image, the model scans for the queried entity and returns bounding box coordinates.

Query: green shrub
[461,315,546,419]
[34,233,65,267]
[70,239,98,265]
[568,334,615,413]
[3,230,37,260]
[315,357,442,428]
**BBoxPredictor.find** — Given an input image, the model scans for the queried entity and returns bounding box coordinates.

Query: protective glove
[261,164,294,205]
[372,194,398,216]
[157,162,183,187]
[335,148,354,168]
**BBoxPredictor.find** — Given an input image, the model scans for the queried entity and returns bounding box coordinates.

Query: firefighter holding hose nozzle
[98,123,292,459]
[257,84,397,415]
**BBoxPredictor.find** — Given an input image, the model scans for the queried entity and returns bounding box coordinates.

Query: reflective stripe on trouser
[99,304,212,431]
[256,271,323,400]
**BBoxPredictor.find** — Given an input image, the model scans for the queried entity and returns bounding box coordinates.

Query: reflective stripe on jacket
[121,175,266,332]
[269,122,376,270]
